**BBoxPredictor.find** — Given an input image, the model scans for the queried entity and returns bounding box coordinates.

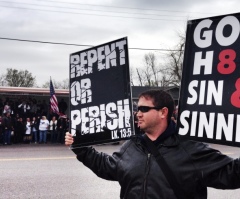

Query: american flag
[50,79,59,114]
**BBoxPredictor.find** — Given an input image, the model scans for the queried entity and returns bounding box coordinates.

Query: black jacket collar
[153,120,177,146]
[133,121,179,149]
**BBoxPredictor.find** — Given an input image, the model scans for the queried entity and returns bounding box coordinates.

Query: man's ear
[160,107,169,119]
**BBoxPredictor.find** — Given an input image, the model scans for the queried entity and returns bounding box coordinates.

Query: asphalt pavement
[0,143,240,199]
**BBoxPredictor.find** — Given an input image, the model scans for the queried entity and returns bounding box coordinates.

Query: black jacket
[31,120,39,131]
[2,115,12,130]
[73,122,240,199]
[57,118,66,132]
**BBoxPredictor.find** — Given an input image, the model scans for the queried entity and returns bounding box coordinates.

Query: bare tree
[61,79,69,89]
[134,52,162,86]
[161,31,185,86]
[131,30,185,87]
[129,67,135,86]
[144,53,159,86]
[5,68,36,87]
[136,68,144,86]
[41,78,69,89]
[0,73,7,86]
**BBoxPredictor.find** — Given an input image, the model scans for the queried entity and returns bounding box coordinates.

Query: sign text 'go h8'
[178,13,240,147]
[69,37,133,147]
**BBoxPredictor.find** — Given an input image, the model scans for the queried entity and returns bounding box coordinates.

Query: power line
[0,5,185,21]
[0,37,93,47]
[0,0,193,18]
[0,37,182,52]
[35,0,217,15]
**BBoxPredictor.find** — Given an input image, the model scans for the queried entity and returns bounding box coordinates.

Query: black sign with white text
[178,13,240,147]
[69,37,133,147]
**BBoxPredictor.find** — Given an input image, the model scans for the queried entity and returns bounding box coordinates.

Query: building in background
[0,86,179,116]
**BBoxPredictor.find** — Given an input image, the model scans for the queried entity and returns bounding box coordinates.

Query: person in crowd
[3,101,11,114]
[23,117,31,144]
[10,112,17,139]
[38,116,49,144]
[0,98,4,114]
[66,89,240,199]
[18,100,30,119]
[2,112,13,145]
[133,111,142,135]
[58,98,68,114]
[0,115,3,144]
[30,99,38,118]
[41,100,49,116]
[171,105,178,123]
[36,100,43,115]
[13,98,20,113]
[14,98,22,116]
[8,100,15,116]
[31,116,39,144]
[49,116,57,144]
[65,117,69,133]
[57,116,66,144]
[15,113,19,119]
[13,117,25,144]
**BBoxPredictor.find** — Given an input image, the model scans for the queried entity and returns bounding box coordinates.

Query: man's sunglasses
[137,106,162,113]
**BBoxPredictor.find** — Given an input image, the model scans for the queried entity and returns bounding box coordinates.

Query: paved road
[0,143,240,199]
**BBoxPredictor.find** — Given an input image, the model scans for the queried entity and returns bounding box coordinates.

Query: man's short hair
[139,89,174,122]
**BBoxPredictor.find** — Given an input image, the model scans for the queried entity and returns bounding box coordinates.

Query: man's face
[136,96,161,133]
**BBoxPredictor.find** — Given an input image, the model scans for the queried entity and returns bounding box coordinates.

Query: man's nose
[136,111,142,117]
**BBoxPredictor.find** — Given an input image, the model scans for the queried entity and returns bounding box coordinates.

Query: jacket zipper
[142,153,151,199]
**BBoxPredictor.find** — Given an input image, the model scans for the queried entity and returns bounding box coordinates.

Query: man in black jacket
[2,112,13,145]
[65,89,240,199]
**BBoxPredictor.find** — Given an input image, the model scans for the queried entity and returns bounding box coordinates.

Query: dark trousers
[57,130,65,144]
[4,129,11,144]
[50,130,57,143]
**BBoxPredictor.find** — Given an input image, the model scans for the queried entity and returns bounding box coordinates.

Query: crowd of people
[0,96,69,145]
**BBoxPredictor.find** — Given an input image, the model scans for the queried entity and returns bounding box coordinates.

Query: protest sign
[69,37,133,147]
[178,13,240,147]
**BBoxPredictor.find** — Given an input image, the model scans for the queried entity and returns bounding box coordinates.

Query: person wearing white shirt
[39,116,49,144]
[31,117,39,144]
[49,116,57,143]
[23,117,31,143]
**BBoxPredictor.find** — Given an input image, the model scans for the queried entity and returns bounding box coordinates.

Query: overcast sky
[0,0,239,86]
